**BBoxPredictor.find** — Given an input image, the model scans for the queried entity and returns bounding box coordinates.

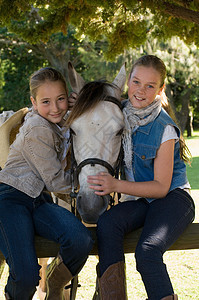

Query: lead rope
[110,144,124,207]
[69,131,79,216]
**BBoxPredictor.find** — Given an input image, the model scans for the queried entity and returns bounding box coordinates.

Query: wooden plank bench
[0,223,198,260]
[0,223,198,300]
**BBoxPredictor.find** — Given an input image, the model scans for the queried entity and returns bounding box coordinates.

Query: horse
[66,62,126,224]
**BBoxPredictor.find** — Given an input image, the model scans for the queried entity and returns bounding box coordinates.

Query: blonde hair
[131,55,191,163]
[130,55,166,88]
[29,67,68,99]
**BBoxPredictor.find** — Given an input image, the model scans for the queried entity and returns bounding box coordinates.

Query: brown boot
[45,254,73,300]
[98,261,128,300]
[161,295,178,300]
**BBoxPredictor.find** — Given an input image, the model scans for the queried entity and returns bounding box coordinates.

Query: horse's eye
[116,128,123,136]
[70,128,76,136]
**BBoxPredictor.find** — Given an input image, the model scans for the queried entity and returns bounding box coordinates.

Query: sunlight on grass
[186,157,199,190]
[185,131,199,191]
[184,129,199,139]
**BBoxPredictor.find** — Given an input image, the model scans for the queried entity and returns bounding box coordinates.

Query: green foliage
[163,38,199,129]
[0,25,90,111]
[106,20,147,60]
[0,9,198,132]
[0,1,199,58]
[0,29,46,111]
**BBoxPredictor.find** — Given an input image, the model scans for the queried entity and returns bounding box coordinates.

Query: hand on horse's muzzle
[87,172,115,196]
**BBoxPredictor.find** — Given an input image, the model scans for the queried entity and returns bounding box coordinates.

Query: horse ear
[68,61,85,94]
[112,63,126,95]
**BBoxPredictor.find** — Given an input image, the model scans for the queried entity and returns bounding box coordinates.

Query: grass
[185,131,199,191]
[1,132,199,300]
[186,157,199,190]
[185,130,199,139]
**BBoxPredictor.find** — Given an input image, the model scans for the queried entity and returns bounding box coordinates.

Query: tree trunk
[186,109,193,137]
[177,89,191,133]
[166,85,192,135]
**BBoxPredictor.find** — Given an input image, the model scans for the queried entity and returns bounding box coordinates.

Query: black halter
[104,96,123,110]
[70,96,124,207]
[76,158,115,177]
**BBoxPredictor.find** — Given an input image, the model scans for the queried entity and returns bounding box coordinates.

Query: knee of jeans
[63,227,94,258]
[78,230,94,257]
[135,242,163,274]
[60,230,94,275]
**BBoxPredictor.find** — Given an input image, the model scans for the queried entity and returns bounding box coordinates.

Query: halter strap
[76,158,115,176]
[104,96,123,111]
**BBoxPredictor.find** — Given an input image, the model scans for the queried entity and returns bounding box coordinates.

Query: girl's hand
[87,172,118,195]
[68,92,77,110]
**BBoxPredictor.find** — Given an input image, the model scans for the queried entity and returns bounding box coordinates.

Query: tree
[124,36,199,134]
[79,35,199,134]
[0,1,199,132]
[0,29,46,110]
[0,26,88,111]
[163,37,199,134]
[1,28,199,133]
[0,1,199,59]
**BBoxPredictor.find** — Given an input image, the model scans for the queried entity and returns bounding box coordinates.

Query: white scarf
[122,96,162,170]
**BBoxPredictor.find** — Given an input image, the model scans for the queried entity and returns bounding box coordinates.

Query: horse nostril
[81,214,99,224]
[76,195,82,210]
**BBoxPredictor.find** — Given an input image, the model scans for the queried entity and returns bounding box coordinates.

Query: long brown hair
[131,55,191,163]
[66,80,117,127]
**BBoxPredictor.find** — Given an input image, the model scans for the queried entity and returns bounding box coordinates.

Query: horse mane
[66,80,117,127]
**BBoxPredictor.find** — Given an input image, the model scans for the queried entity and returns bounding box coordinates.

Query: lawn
[186,130,199,192]
[0,132,199,300]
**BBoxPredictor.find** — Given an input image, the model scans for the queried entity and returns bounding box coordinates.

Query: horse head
[67,62,126,224]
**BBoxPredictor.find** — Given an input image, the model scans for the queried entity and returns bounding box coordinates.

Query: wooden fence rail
[0,223,198,261]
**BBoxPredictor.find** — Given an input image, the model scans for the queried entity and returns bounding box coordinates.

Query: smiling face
[127,65,164,109]
[31,80,68,124]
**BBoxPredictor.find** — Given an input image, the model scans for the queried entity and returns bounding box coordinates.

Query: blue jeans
[97,188,195,300]
[0,183,93,300]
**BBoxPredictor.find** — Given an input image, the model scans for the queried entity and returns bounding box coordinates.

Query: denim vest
[130,108,188,202]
